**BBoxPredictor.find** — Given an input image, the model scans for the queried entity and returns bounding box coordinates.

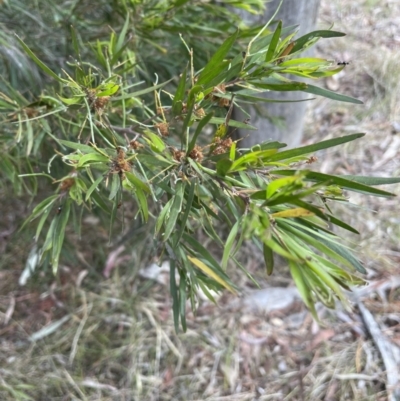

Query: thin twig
[109,125,142,136]
[357,301,400,401]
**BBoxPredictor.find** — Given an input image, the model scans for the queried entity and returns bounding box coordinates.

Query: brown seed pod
[85,88,97,104]
[155,122,170,137]
[188,145,204,162]
[194,107,205,118]
[110,147,132,176]
[306,155,318,164]
[24,107,39,119]
[84,87,110,115]
[59,178,75,192]
[217,97,230,107]
[211,84,229,107]
[156,106,169,115]
[211,137,233,155]
[213,84,226,97]
[93,96,110,114]
[129,140,144,150]
[171,148,186,162]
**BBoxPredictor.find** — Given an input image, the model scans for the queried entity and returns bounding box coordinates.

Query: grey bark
[233,0,321,148]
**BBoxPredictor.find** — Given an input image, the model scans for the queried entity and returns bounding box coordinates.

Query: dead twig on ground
[357,301,400,401]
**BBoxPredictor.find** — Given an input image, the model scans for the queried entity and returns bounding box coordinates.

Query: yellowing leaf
[271,208,314,218]
[77,153,109,168]
[58,95,81,105]
[214,123,227,139]
[266,175,303,198]
[143,130,166,153]
[97,83,119,97]
[187,256,237,294]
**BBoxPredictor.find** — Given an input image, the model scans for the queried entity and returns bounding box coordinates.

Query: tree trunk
[234,0,321,148]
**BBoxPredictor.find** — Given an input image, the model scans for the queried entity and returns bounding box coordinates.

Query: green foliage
[1,0,399,331]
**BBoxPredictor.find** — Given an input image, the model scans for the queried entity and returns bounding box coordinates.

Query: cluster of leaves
[0,0,264,92]
[1,1,399,332]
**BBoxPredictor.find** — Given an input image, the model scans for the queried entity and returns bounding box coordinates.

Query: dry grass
[1,1,400,400]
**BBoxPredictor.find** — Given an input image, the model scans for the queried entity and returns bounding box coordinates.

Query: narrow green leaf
[143,130,166,153]
[109,185,122,238]
[58,95,82,105]
[77,153,109,168]
[174,180,196,247]
[114,79,173,100]
[93,39,106,68]
[35,204,55,241]
[51,199,71,274]
[90,190,110,214]
[163,182,185,241]
[85,175,104,201]
[229,149,278,172]
[235,93,312,104]
[274,169,396,197]
[179,272,187,332]
[125,171,150,193]
[42,218,57,254]
[188,85,204,103]
[180,100,195,137]
[265,20,282,62]
[183,233,228,274]
[116,12,130,53]
[70,25,81,60]
[289,261,316,316]
[279,57,329,67]
[263,243,274,275]
[314,236,366,274]
[197,30,239,86]
[303,84,363,104]
[59,140,94,153]
[230,141,236,160]
[108,173,120,200]
[216,159,234,176]
[97,83,119,97]
[156,198,174,235]
[268,133,365,161]
[210,117,257,130]
[137,154,171,169]
[20,195,59,231]
[204,63,243,91]
[135,187,149,222]
[325,214,360,234]
[306,259,347,304]
[291,30,346,53]
[221,220,240,270]
[175,0,190,6]
[266,175,302,198]
[169,259,180,333]
[188,112,214,153]
[263,238,300,261]
[197,281,217,304]
[340,175,400,186]
[247,81,308,91]
[173,68,187,115]
[248,141,287,151]
[278,222,356,271]
[15,35,65,83]
[110,41,131,67]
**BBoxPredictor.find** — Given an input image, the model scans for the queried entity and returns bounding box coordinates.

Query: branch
[357,301,400,401]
